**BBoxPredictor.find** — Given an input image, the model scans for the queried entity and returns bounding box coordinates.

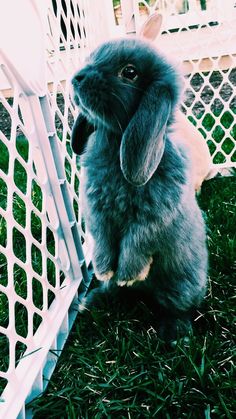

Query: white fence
[120,0,236,168]
[0,1,114,418]
[0,0,235,418]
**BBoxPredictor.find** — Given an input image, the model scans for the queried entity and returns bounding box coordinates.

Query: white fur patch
[95,270,114,282]
[117,257,153,287]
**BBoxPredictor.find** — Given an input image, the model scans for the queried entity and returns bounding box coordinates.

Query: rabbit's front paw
[94,269,114,282]
[93,248,116,282]
[117,257,153,287]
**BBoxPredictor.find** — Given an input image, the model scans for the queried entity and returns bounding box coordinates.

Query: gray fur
[71,38,208,341]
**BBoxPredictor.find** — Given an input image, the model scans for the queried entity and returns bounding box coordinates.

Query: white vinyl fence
[121,0,236,168]
[0,1,114,418]
[0,0,235,418]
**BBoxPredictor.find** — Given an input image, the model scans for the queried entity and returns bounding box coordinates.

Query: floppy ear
[120,84,172,186]
[71,112,94,155]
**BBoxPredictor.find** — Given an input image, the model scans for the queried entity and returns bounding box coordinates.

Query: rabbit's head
[71,38,180,186]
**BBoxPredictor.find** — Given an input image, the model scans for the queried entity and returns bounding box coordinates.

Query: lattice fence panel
[0,64,81,417]
[123,0,236,169]
[0,0,115,417]
[44,0,115,260]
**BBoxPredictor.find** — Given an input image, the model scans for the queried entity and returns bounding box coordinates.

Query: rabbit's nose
[74,73,85,85]
[75,73,85,84]
[73,69,87,85]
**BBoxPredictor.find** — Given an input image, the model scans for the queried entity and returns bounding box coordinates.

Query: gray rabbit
[71,38,208,341]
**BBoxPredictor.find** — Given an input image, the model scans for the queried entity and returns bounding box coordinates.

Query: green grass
[27,176,236,418]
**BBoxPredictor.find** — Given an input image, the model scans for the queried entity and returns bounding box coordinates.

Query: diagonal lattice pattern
[0,68,85,397]
[0,79,67,392]
[135,0,236,168]
[0,2,114,416]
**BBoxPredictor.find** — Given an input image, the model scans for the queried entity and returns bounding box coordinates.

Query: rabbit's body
[80,132,207,309]
[71,38,208,341]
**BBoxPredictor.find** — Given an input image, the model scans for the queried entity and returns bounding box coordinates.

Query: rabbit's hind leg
[156,307,193,344]
[152,261,207,342]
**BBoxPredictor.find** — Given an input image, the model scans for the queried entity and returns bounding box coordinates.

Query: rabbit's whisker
[111,110,123,134]
[110,91,129,117]
[121,83,144,93]
[102,111,110,147]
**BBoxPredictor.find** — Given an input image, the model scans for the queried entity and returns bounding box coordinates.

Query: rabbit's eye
[119,64,138,82]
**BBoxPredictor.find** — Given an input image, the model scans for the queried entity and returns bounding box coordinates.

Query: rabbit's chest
[83,163,148,223]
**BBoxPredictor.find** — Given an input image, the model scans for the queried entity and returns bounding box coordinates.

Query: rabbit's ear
[139,12,163,42]
[120,84,172,186]
[71,113,94,155]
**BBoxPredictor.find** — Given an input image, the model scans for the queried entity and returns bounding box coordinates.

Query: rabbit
[71,38,208,342]
[138,12,213,192]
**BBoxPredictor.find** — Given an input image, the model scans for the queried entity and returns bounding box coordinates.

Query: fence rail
[0,0,235,417]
